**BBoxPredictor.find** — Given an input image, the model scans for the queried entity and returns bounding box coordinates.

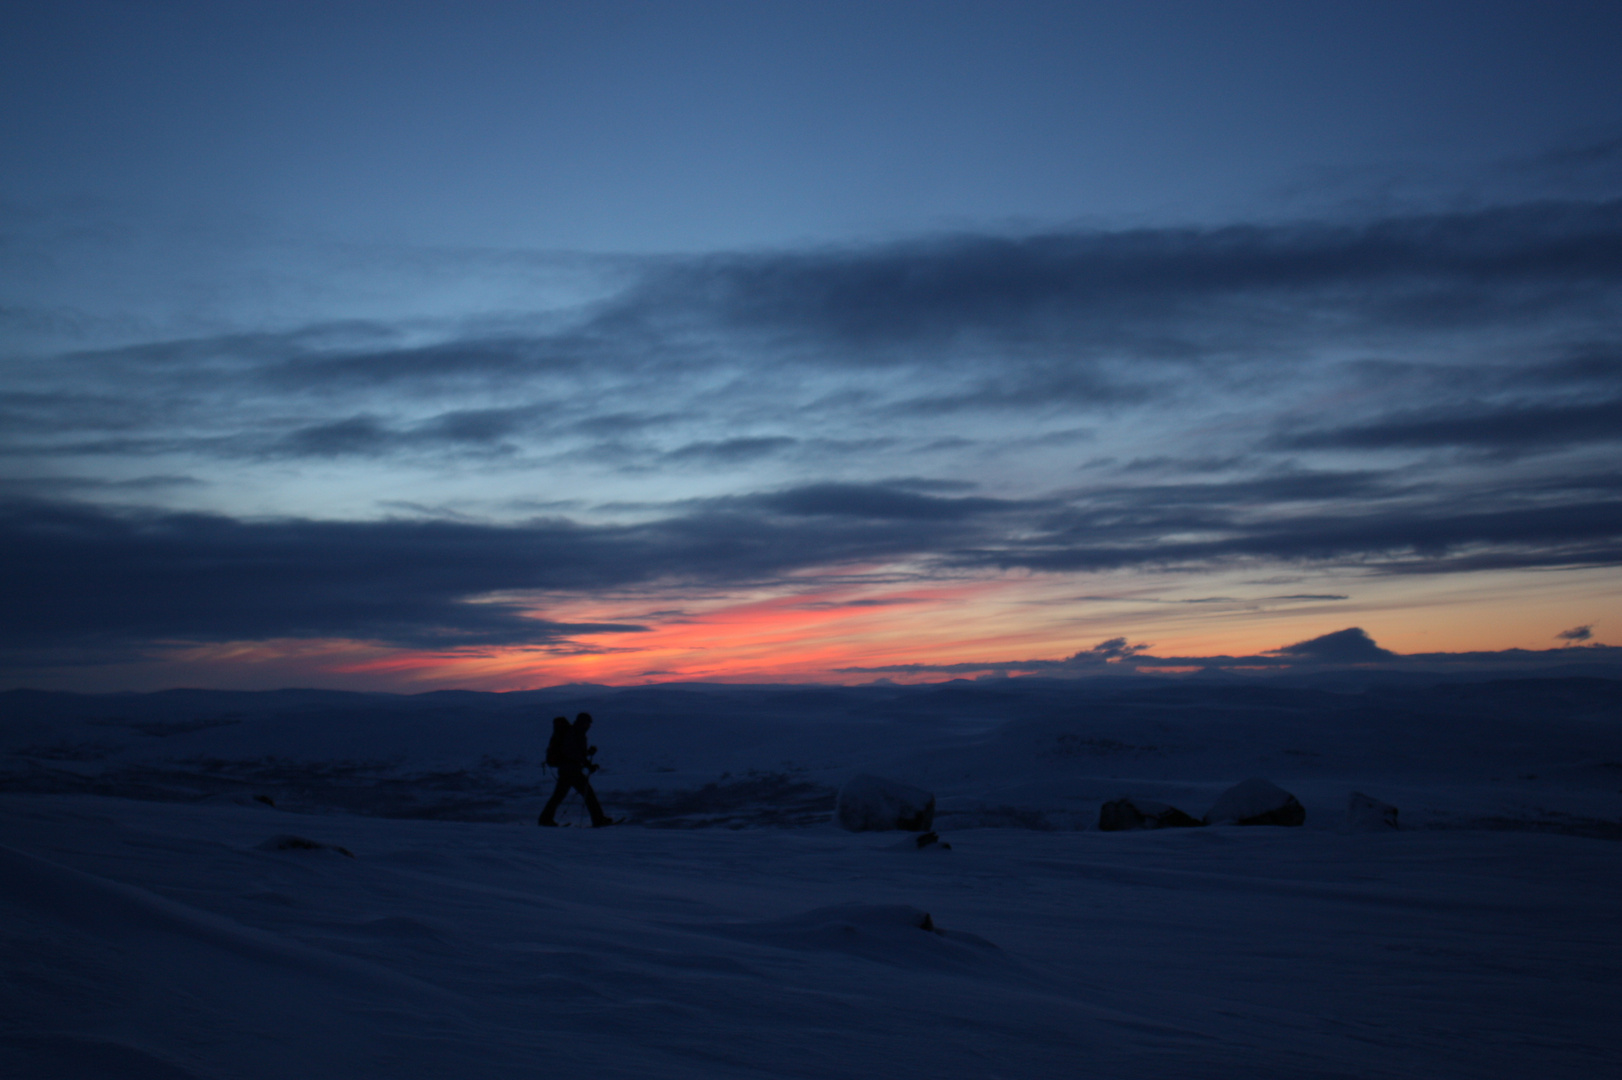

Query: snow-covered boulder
[835,774,935,832]
[1345,791,1399,831]
[1203,778,1305,826]
[1098,798,1203,831]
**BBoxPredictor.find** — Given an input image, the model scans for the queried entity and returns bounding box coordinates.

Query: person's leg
[573,775,610,826]
[538,772,572,825]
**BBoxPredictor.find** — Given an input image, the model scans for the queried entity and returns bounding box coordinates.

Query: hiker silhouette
[539,712,612,827]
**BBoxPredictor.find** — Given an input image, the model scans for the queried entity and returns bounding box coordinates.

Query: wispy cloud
[10,199,1622,472]
[1276,399,1622,453]
[4,196,1622,680]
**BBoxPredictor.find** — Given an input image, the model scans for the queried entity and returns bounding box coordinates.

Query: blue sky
[8,1,1622,252]
[3,1,1621,689]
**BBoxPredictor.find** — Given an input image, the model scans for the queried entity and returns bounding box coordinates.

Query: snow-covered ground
[3,677,1620,1077]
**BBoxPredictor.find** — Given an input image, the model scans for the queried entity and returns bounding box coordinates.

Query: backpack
[544,718,569,767]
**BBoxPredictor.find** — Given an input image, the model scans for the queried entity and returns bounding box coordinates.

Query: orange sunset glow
[64,560,1612,694]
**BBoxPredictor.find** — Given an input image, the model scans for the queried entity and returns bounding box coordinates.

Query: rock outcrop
[835,774,936,832]
[1098,798,1203,831]
[1204,778,1305,826]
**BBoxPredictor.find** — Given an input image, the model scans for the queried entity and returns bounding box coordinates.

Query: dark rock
[1204,778,1305,826]
[835,773,936,832]
[256,834,355,857]
[1346,791,1399,830]
[1099,797,1204,831]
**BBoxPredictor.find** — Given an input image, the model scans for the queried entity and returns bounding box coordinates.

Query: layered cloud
[9,198,1622,467]
[3,196,1621,681]
[0,484,1019,652]
[4,461,1616,659]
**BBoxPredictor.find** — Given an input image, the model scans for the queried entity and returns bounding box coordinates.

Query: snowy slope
[4,795,1619,1079]
[2,677,1620,1077]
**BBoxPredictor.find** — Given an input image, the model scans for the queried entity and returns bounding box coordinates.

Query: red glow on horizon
[74,563,1619,694]
[320,581,1024,688]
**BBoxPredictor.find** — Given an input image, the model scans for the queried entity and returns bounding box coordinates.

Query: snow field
[2,792,1619,1079]
[3,677,1619,1076]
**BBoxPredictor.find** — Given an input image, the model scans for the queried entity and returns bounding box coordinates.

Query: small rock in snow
[889,830,952,851]
[1345,791,1399,831]
[256,834,355,858]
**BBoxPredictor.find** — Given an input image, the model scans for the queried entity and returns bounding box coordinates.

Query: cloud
[1269,627,1394,662]
[279,416,396,457]
[1507,347,1622,389]
[259,335,591,390]
[876,477,982,493]
[627,200,1622,350]
[889,369,1152,414]
[272,408,539,459]
[417,407,536,444]
[4,452,1620,661]
[1072,472,1394,507]
[742,482,1030,521]
[1509,132,1622,197]
[0,474,202,494]
[1089,637,1152,661]
[1278,399,1622,452]
[1060,592,1348,605]
[985,488,1622,575]
[0,498,664,651]
[840,628,1622,678]
[15,198,1622,454]
[836,636,1157,676]
[789,597,931,611]
[663,436,797,464]
[0,390,159,435]
[5,195,1622,681]
[0,491,1009,651]
[1557,624,1593,642]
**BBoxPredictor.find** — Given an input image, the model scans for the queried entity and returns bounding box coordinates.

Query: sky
[3,0,1622,691]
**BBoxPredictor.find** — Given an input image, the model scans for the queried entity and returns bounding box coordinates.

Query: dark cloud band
[3,467,1618,655]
